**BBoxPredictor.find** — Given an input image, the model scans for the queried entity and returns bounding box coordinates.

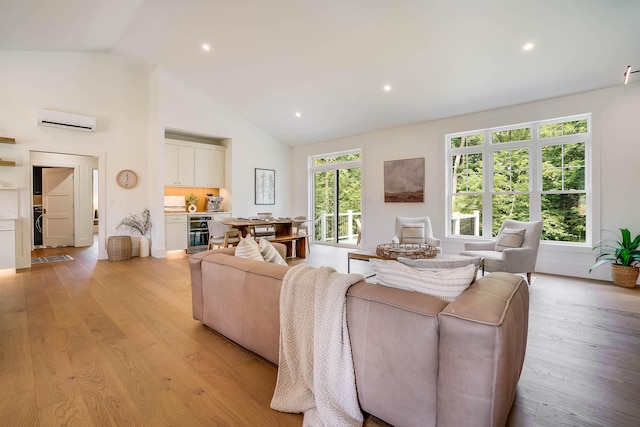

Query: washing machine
[33,205,43,246]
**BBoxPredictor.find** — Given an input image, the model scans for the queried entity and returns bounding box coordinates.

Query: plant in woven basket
[590,228,640,287]
[117,208,152,237]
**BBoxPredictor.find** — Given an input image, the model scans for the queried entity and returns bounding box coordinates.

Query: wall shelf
[0,137,16,144]
[0,160,17,166]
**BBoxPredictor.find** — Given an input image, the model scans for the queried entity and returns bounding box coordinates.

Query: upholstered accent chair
[460,219,543,284]
[207,220,241,249]
[392,216,441,252]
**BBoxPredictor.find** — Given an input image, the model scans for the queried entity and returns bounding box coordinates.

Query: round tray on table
[376,243,437,260]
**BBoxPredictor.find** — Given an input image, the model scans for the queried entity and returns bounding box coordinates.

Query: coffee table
[347,250,484,274]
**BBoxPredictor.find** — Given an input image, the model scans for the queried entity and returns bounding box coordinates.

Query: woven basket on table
[107,236,132,261]
[376,243,438,260]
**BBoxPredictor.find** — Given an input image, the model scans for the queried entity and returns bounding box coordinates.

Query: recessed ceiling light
[523,42,534,51]
[383,84,392,92]
[202,43,211,51]
[295,112,302,118]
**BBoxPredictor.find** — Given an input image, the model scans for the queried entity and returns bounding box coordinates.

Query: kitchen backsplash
[164,187,221,212]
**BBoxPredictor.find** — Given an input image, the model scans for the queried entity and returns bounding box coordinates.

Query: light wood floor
[1,242,639,426]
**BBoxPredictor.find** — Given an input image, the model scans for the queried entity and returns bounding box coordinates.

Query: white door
[43,167,74,247]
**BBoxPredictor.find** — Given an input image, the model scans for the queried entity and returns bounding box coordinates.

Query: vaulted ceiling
[1,0,639,145]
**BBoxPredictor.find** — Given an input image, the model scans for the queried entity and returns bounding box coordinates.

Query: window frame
[445,114,592,246]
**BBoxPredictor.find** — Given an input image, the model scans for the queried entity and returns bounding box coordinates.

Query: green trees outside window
[312,152,362,245]
[448,115,590,243]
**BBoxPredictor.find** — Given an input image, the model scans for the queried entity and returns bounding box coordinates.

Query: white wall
[149,68,291,257]
[0,52,291,264]
[292,83,640,282]
[0,51,149,265]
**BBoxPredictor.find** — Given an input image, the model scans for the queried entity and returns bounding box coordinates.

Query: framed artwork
[255,168,275,205]
[384,157,424,202]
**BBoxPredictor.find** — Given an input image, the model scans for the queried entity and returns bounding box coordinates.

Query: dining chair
[207,220,241,249]
[292,216,311,254]
[249,223,276,239]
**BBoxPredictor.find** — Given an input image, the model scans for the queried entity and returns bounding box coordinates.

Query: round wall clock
[117,169,138,188]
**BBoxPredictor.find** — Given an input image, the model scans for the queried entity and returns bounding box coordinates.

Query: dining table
[219,218,306,258]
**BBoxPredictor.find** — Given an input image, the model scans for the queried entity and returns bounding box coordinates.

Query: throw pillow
[234,236,265,262]
[258,238,287,265]
[401,223,425,244]
[495,228,526,252]
[370,260,476,302]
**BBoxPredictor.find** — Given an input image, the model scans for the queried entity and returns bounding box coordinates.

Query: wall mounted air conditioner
[37,108,96,132]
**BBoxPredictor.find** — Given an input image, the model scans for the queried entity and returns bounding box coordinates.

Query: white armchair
[392,216,441,251]
[460,219,543,284]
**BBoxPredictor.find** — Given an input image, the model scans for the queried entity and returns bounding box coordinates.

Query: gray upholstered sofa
[189,245,529,427]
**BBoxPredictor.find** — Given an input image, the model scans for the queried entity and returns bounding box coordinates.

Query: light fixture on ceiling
[202,43,211,52]
[623,65,639,84]
[523,42,534,51]
[295,112,302,118]
[383,84,392,92]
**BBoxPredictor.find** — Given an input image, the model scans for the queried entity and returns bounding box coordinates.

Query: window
[446,114,590,244]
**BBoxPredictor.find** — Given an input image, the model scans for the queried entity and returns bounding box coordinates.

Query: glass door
[312,151,361,246]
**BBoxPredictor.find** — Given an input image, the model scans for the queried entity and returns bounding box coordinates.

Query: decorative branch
[117,208,152,237]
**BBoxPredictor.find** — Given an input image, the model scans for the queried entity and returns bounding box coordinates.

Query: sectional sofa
[189,245,529,427]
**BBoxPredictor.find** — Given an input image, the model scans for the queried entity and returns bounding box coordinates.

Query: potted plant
[186,193,198,213]
[590,228,640,288]
[117,208,153,257]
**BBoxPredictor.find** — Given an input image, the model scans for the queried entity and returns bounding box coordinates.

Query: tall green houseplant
[590,228,640,288]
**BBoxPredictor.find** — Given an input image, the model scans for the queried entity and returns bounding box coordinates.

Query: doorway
[31,152,99,251]
[311,150,362,246]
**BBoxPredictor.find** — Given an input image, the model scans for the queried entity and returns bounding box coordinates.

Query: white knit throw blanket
[270,264,364,427]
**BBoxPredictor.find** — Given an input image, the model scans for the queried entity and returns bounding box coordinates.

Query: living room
[0,1,639,425]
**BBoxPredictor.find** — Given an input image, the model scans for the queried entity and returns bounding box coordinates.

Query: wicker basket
[376,243,438,260]
[611,264,639,288]
[107,236,132,261]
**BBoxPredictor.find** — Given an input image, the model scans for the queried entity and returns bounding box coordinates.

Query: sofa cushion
[495,227,526,251]
[235,235,264,262]
[370,260,476,302]
[401,223,425,244]
[258,238,287,265]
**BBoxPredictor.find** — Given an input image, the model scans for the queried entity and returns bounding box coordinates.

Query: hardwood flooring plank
[68,343,145,427]
[96,335,165,419]
[39,395,93,427]
[0,273,26,314]
[73,292,126,342]
[0,390,40,426]
[184,348,301,426]
[0,310,34,401]
[27,309,79,408]
[120,321,251,426]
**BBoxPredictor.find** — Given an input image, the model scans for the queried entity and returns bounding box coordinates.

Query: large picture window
[446,114,591,244]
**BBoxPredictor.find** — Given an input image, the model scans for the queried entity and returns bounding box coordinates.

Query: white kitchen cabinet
[165,214,188,251]
[165,143,195,187]
[165,139,225,188]
[194,145,225,188]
